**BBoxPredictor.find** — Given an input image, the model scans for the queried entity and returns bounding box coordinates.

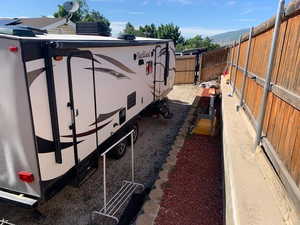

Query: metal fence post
[255,0,285,147]
[198,53,203,82]
[239,27,254,109]
[229,41,236,83]
[231,35,242,96]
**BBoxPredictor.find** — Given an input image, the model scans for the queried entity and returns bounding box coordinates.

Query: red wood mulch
[155,90,223,225]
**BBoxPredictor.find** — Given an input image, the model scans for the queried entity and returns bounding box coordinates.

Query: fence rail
[227,0,300,210]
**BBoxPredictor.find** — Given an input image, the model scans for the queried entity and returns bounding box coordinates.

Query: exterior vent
[76,22,107,35]
[118,34,136,41]
[0,26,36,37]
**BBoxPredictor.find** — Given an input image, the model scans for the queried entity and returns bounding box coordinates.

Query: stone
[142,200,160,217]
[135,213,155,225]
[149,188,164,202]
[159,169,169,181]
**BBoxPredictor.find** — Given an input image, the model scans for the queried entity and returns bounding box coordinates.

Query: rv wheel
[108,140,127,159]
[128,123,139,145]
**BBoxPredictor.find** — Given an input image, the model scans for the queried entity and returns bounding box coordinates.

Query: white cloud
[128,11,145,15]
[110,21,127,36]
[168,0,192,5]
[156,0,192,6]
[236,18,257,22]
[240,9,253,15]
[227,1,237,6]
[180,26,232,37]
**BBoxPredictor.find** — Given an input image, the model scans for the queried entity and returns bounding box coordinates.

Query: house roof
[0,17,65,29]
[18,18,64,28]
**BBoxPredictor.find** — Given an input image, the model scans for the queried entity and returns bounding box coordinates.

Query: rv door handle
[75,109,79,117]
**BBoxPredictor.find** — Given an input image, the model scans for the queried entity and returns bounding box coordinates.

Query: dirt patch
[0,85,200,225]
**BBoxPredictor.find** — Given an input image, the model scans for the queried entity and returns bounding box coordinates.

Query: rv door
[66,51,98,165]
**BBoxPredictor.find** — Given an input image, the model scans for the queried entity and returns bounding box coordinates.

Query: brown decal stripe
[95,54,135,74]
[159,47,175,57]
[62,121,112,138]
[170,48,176,57]
[37,136,83,153]
[85,67,131,80]
[159,47,167,53]
[147,83,155,89]
[27,67,45,86]
[169,67,176,72]
[159,49,167,57]
[90,108,122,126]
[156,62,165,68]
[151,91,163,98]
[75,54,101,64]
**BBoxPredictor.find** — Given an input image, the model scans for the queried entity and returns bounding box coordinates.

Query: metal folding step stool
[92,130,144,224]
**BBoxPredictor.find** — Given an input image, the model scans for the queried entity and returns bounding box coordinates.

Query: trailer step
[74,153,99,187]
[0,190,38,208]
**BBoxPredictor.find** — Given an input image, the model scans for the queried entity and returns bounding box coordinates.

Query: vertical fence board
[174,55,196,84]
[263,92,274,134]
[289,110,300,184]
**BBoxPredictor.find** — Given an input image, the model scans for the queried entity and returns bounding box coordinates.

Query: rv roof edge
[52,40,171,49]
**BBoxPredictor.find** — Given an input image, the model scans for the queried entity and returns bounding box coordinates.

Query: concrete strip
[221,75,298,225]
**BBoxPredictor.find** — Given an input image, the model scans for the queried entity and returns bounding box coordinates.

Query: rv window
[138,59,144,65]
[127,92,137,110]
[119,108,126,125]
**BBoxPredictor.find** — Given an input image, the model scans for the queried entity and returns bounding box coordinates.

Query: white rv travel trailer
[0,26,175,207]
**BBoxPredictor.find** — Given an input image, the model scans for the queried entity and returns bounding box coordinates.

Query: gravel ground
[0,85,200,225]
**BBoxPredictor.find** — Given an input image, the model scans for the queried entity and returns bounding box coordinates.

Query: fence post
[255,0,285,147]
[229,41,236,83]
[231,35,242,96]
[198,53,203,82]
[238,27,253,109]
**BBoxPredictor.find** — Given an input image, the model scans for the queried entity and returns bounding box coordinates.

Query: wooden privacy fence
[228,0,300,209]
[175,55,196,84]
[175,48,228,84]
[201,48,228,81]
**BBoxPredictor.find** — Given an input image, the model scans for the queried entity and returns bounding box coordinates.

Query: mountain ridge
[210,28,249,46]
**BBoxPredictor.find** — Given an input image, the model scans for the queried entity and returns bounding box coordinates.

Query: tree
[53,0,111,36]
[176,35,220,51]
[122,23,184,46]
[53,0,88,23]
[139,24,157,38]
[157,23,184,45]
[123,22,137,35]
[83,10,111,36]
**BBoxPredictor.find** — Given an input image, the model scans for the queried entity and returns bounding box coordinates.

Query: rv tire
[128,122,139,146]
[108,140,128,160]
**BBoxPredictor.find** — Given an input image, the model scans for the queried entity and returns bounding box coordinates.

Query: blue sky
[0,0,292,37]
